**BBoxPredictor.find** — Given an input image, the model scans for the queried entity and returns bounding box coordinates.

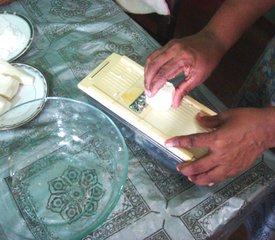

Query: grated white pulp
[0,16,28,60]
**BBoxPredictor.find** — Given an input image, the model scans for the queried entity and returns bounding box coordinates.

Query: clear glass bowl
[0,97,128,240]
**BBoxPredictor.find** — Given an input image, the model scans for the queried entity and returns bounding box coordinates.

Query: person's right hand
[165,107,275,185]
[144,30,226,107]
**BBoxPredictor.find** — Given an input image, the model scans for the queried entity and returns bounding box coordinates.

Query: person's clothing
[115,0,170,15]
[233,36,275,240]
[233,37,275,108]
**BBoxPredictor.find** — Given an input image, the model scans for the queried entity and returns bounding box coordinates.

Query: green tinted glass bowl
[0,97,128,240]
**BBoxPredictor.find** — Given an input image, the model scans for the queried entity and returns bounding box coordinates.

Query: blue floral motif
[47,166,105,223]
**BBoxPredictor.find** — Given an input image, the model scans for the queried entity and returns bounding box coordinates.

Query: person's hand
[144,30,226,107]
[0,0,14,5]
[165,107,275,185]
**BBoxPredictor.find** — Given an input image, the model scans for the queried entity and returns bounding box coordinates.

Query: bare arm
[144,0,275,103]
[203,0,275,52]
[144,0,275,185]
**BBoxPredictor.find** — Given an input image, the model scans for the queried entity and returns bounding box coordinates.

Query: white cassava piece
[0,96,11,115]
[0,58,34,85]
[0,74,19,100]
[146,82,175,111]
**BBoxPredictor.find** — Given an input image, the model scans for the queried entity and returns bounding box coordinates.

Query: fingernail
[197,111,207,118]
[145,90,151,97]
[176,165,181,172]
[208,182,215,187]
[188,176,192,182]
[165,141,174,147]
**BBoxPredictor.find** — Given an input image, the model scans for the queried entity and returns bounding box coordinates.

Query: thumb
[196,112,222,129]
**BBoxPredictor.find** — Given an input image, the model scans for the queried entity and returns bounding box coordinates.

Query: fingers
[145,49,202,105]
[177,155,217,177]
[144,46,173,96]
[145,58,186,97]
[145,50,170,81]
[165,132,213,149]
[176,152,246,186]
[177,157,229,186]
[173,75,200,107]
[145,40,176,72]
[144,40,193,98]
[187,166,228,186]
[166,132,232,186]
[145,60,184,97]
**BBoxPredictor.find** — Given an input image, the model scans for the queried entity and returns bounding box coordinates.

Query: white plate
[0,11,34,62]
[0,63,48,130]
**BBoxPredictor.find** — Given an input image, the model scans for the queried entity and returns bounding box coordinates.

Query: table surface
[1,1,275,240]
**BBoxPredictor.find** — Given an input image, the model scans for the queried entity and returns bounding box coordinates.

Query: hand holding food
[146,82,175,111]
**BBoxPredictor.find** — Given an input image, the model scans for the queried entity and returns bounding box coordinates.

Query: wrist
[198,28,228,61]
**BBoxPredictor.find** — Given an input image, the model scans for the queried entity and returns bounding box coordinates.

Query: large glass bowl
[0,97,128,240]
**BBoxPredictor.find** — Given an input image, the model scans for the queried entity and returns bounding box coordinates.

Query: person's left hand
[165,107,274,186]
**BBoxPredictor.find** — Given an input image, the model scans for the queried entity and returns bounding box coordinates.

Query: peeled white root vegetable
[0,59,35,115]
[0,74,20,100]
[0,58,34,85]
[146,82,175,111]
[0,95,11,115]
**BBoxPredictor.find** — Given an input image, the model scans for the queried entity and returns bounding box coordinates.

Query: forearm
[202,0,275,53]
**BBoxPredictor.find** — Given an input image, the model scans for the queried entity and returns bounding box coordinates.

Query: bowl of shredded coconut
[0,11,34,61]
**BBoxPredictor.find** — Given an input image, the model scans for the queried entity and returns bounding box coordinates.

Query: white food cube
[0,74,20,100]
[146,82,175,111]
[0,95,11,115]
[0,58,34,85]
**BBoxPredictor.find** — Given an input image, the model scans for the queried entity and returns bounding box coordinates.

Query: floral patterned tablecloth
[0,1,275,239]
